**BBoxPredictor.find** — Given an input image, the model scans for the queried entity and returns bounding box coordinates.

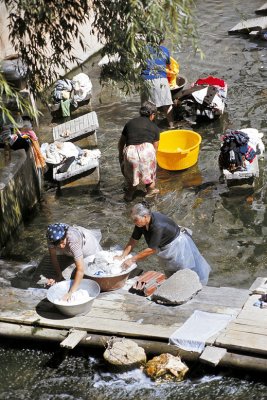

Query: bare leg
[162,105,176,128]
[145,182,160,197]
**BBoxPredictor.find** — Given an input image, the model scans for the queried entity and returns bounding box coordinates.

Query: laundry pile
[54,289,93,305]
[86,249,135,276]
[41,141,101,174]
[219,128,264,173]
[173,75,227,123]
[51,73,92,116]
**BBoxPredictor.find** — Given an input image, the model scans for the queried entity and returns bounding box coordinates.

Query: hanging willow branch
[3,0,197,97]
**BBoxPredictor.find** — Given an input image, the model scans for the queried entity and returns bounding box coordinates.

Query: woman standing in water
[118,101,160,201]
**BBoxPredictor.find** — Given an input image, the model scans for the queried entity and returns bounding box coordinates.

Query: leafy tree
[2,0,196,104]
[0,71,38,126]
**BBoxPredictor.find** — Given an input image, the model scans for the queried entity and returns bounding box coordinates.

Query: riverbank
[0,148,41,249]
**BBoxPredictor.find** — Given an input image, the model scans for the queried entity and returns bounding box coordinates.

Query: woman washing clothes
[118,101,160,202]
[141,34,177,129]
[46,223,102,300]
[114,203,211,285]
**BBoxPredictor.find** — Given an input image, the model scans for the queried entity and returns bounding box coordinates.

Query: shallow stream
[1,0,267,398]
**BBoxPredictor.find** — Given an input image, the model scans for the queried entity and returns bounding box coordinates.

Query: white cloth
[157,231,211,285]
[72,73,92,101]
[240,128,265,157]
[169,310,233,353]
[56,142,80,159]
[76,227,102,257]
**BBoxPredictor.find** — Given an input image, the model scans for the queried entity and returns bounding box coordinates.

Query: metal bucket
[84,264,136,292]
[47,279,100,317]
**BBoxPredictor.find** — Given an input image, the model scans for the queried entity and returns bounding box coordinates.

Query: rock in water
[144,353,189,381]
[103,337,147,367]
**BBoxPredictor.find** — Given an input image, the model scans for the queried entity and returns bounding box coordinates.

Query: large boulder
[151,269,202,305]
[103,337,147,368]
[144,353,189,381]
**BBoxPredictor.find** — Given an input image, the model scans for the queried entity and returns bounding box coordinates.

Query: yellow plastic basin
[157,129,202,170]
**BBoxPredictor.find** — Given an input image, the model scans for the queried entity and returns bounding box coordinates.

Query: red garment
[195,76,226,88]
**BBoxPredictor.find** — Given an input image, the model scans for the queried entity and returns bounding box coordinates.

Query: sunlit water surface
[1,0,267,398]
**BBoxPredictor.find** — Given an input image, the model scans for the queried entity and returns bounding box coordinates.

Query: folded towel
[169,310,233,353]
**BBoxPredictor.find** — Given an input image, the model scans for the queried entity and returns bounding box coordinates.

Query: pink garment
[20,128,38,141]
[123,142,157,187]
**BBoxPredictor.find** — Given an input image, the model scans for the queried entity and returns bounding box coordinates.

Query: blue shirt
[141,46,170,80]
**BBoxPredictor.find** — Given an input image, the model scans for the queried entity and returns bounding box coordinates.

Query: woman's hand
[121,257,135,270]
[62,291,73,302]
[45,274,65,287]
[113,254,124,261]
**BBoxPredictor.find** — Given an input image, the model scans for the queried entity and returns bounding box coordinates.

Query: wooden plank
[52,111,99,143]
[60,329,87,349]
[0,311,180,340]
[255,3,267,15]
[229,16,267,34]
[215,330,267,355]
[223,157,259,182]
[226,321,267,336]
[249,277,267,291]
[200,346,227,366]
[53,161,99,183]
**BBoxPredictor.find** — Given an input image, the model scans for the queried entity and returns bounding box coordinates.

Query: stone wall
[0,149,41,248]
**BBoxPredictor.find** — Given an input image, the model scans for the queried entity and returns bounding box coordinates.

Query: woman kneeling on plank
[46,223,102,300]
[114,202,211,285]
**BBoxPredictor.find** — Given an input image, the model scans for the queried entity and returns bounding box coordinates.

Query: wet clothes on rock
[131,212,211,285]
[219,130,257,171]
[121,116,160,187]
[48,225,102,260]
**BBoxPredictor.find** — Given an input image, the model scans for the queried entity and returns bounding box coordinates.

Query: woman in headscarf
[115,203,211,285]
[46,223,102,300]
[118,101,160,202]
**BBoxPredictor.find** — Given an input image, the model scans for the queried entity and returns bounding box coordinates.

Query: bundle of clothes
[173,75,227,123]
[51,73,92,117]
[0,119,46,170]
[41,141,101,175]
[218,128,264,173]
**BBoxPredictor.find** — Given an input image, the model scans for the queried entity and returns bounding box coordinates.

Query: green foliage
[3,0,197,96]
[0,72,38,127]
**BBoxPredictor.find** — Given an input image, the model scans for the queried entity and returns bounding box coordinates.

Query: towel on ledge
[169,310,233,353]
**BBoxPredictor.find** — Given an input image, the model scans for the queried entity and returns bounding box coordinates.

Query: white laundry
[86,249,135,276]
[240,128,265,158]
[54,289,93,305]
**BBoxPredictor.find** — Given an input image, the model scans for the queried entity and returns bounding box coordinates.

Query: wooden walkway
[1,257,267,372]
[256,3,267,15]
[216,278,267,356]
[229,16,267,34]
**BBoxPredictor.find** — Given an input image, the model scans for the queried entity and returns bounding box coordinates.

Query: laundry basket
[157,129,202,170]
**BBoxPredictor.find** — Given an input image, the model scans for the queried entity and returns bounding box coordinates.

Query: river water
[1,0,267,398]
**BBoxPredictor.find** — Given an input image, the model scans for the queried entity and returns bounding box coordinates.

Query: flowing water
[1,0,267,398]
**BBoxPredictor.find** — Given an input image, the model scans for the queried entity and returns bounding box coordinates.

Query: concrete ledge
[0,148,41,248]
